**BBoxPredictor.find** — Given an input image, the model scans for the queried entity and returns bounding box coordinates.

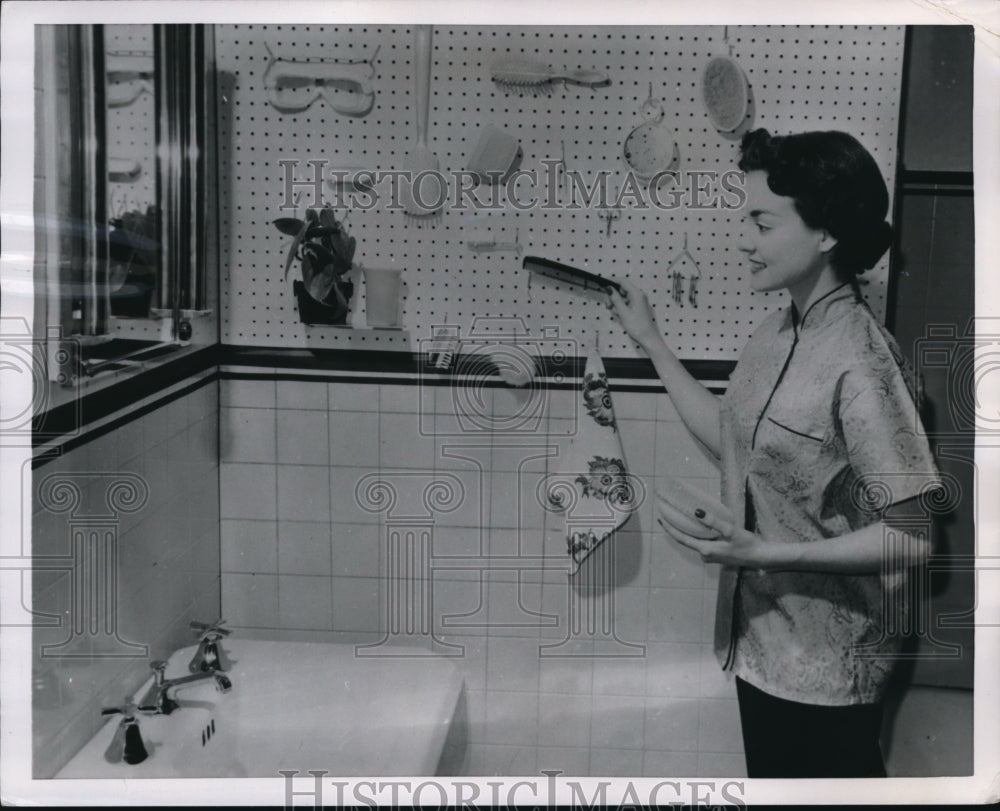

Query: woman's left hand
[657,507,776,570]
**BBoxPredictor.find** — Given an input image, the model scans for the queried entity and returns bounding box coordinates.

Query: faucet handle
[190,618,231,640]
[149,660,168,684]
[102,700,149,765]
[102,698,138,718]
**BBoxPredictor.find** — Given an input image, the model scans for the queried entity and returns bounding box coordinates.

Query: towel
[547,350,636,573]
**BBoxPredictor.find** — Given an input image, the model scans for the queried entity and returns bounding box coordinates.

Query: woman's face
[737,170,835,298]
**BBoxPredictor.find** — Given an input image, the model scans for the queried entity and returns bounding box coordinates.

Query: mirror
[105,25,157,320]
[33,23,217,404]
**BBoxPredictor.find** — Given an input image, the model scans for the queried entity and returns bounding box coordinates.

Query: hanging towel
[547,348,637,573]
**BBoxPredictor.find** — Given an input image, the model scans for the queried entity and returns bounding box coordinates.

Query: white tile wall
[221,519,277,573]
[32,382,221,778]
[277,465,331,522]
[276,410,328,465]
[276,380,328,411]
[277,521,332,575]
[221,572,278,627]
[219,377,744,777]
[277,574,333,629]
[220,462,277,520]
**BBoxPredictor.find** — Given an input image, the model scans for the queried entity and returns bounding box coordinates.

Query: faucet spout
[138,659,235,715]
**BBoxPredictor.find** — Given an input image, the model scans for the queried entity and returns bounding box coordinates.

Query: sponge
[467,125,521,184]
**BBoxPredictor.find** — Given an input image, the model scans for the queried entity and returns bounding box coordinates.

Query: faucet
[187,619,231,673]
[138,660,233,716]
[101,700,151,765]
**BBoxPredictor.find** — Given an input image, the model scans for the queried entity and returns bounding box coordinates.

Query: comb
[523,256,624,296]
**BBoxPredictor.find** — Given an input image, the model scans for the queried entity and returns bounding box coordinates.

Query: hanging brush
[702,27,750,133]
[491,58,610,96]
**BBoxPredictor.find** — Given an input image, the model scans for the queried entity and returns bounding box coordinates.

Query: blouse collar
[786,282,862,333]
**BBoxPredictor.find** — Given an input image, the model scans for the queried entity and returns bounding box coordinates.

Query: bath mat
[547,348,636,573]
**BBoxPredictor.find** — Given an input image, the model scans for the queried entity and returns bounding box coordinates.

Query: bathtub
[56,639,465,778]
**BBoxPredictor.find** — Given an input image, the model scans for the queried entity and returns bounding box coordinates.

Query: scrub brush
[401,25,444,219]
[491,58,609,95]
[702,27,750,133]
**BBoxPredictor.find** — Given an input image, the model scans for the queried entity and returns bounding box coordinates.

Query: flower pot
[293,279,353,325]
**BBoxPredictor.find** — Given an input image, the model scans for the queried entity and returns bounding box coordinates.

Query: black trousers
[736,677,887,778]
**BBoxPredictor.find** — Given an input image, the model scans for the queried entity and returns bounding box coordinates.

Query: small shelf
[303,325,412,354]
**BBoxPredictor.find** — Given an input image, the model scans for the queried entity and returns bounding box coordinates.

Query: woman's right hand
[607,280,661,350]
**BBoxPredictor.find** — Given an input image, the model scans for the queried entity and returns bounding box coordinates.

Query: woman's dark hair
[738,128,893,277]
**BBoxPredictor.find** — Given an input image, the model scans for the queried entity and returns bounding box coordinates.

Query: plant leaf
[302,243,335,269]
[318,206,339,230]
[327,280,349,320]
[304,225,338,240]
[306,268,337,303]
[274,217,305,237]
[325,231,356,273]
[283,216,311,281]
[301,244,337,303]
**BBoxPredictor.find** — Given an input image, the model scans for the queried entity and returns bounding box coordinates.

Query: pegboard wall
[105,24,160,340]
[216,24,904,359]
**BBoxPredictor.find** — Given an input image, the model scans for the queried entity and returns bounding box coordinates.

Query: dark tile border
[33,344,733,459]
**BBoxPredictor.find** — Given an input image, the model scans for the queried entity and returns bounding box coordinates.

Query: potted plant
[274,204,357,325]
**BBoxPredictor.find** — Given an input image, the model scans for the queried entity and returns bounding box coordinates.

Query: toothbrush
[466,240,523,254]
[466,230,522,254]
[491,58,609,95]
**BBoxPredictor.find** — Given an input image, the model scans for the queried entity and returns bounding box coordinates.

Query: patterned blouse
[715,283,942,706]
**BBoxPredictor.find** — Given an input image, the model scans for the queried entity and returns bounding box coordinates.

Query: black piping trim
[722,567,743,671]
[749,333,799,452]
[754,286,853,450]
[789,282,855,331]
[766,417,824,443]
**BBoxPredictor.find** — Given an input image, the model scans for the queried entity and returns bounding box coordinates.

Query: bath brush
[401,25,444,218]
[702,55,749,132]
[623,83,677,181]
[490,58,609,95]
[466,125,521,184]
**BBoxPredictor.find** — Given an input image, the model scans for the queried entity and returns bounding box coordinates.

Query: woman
[608,129,942,778]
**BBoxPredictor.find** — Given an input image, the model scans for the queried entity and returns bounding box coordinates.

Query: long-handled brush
[401,25,443,219]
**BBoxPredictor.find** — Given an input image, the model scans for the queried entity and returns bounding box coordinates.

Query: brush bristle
[490,58,555,88]
[492,80,553,97]
[703,57,748,132]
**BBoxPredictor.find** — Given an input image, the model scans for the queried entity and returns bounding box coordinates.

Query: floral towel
[548,351,636,573]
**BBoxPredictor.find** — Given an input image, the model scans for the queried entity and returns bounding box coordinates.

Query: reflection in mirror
[105,25,157,321]
[33,24,217,406]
